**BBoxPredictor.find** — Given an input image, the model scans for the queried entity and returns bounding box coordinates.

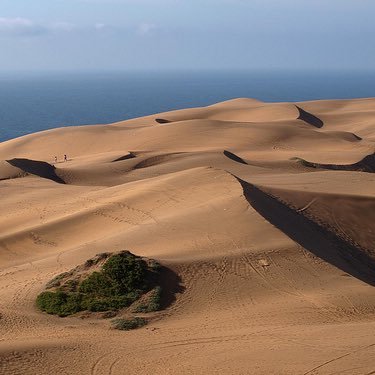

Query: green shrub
[36,251,161,317]
[64,279,79,292]
[79,271,113,296]
[83,298,111,312]
[112,317,147,331]
[148,286,162,311]
[133,286,162,313]
[36,291,83,317]
[102,251,148,293]
[82,294,140,312]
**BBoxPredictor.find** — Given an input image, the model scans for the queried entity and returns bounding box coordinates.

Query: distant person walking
[54,156,57,163]
[64,154,67,162]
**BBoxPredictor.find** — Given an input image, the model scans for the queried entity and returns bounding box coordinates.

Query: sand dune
[1,97,375,374]
[295,151,375,173]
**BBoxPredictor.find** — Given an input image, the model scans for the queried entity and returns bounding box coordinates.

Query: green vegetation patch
[132,286,162,313]
[111,317,148,331]
[36,251,161,317]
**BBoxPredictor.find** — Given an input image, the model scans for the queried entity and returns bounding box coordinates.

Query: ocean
[1,70,375,142]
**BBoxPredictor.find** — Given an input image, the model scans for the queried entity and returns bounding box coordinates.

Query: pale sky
[0,0,374,71]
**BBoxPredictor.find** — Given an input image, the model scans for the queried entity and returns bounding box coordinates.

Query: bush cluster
[36,251,160,317]
[111,317,147,331]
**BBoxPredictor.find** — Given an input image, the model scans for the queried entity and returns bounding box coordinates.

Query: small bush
[112,317,147,331]
[132,286,162,313]
[36,291,82,317]
[82,294,140,312]
[36,251,161,317]
[102,251,148,293]
[148,286,162,311]
[64,279,79,292]
[79,271,113,296]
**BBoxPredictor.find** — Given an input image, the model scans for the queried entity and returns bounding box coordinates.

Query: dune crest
[1,97,375,375]
[295,152,375,173]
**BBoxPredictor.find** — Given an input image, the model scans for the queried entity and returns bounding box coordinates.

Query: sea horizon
[1,69,375,142]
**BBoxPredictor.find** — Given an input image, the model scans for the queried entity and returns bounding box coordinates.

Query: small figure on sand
[54,156,57,163]
[64,154,67,162]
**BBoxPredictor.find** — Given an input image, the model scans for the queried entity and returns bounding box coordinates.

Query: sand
[1,97,375,374]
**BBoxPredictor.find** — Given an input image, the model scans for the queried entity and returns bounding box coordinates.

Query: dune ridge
[295,151,375,173]
[1,97,375,374]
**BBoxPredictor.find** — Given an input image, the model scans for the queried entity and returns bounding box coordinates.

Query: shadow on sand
[296,106,324,128]
[223,150,248,165]
[294,152,375,173]
[238,179,375,286]
[112,152,137,162]
[7,158,65,184]
[158,265,185,310]
[155,118,172,124]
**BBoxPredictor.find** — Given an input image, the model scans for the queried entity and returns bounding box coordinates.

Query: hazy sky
[0,0,374,71]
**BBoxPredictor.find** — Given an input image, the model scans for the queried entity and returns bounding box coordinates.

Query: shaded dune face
[223,150,247,165]
[1,97,375,375]
[296,105,324,128]
[112,152,137,162]
[238,180,375,286]
[155,118,171,124]
[6,158,65,184]
[295,152,375,173]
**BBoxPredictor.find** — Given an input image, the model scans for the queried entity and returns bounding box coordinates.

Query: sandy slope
[1,97,375,374]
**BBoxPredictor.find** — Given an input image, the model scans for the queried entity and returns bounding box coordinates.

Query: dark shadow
[351,133,362,141]
[223,150,247,165]
[7,158,65,184]
[112,152,137,162]
[237,179,375,286]
[158,265,185,310]
[293,152,375,173]
[155,118,171,124]
[296,106,324,128]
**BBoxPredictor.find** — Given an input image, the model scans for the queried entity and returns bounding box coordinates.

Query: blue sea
[1,70,375,142]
